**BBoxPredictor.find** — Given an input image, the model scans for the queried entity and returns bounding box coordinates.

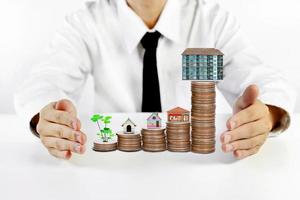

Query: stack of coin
[93,140,118,152]
[166,122,191,152]
[117,132,142,152]
[191,81,216,154]
[141,128,166,152]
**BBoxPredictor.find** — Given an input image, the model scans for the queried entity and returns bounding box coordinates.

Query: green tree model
[91,114,114,142]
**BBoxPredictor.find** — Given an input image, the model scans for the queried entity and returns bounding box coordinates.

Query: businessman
[15,0,296,160]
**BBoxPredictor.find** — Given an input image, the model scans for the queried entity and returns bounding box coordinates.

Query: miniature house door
[126,125,131,133]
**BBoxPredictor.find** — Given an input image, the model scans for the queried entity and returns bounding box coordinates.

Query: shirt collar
[116,0,181,53]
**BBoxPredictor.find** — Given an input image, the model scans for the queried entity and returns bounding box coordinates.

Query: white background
[0,0,299,114]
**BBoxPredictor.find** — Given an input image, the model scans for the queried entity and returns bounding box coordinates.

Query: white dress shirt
[14,0,296,132]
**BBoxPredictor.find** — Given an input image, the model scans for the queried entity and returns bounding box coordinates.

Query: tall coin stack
[141,128,166,152]
[117,132,142,152]
[191,81,216,154]
[166,122,191,152]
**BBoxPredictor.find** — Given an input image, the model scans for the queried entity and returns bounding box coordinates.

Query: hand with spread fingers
[37,99,87,160]
[220,85,283,159]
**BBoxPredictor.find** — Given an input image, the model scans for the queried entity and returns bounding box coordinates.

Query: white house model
[122,118,137,134]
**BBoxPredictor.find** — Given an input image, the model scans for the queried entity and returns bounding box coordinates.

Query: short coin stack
[191,81,216,154]
[93,140,118,152]
[166,122,191,152]
[141,128,166,152]
[117,132,142,152]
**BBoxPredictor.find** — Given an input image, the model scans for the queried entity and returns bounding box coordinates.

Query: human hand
[220,85,277,159]
[37,99,87,159]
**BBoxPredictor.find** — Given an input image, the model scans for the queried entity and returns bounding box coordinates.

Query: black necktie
[141,31,162,112]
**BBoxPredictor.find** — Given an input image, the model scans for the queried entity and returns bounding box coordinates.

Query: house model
[167,107,190,123]
[122,118,137,134]
[147,113,162,129]
[182,48,224,81]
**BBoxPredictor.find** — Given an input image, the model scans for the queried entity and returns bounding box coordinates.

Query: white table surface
[0,113,299,200]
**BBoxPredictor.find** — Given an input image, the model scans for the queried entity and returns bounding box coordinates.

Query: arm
[208,3,297,158]
[14,10,94,159]
[14,11,93,133]
[211,3,296,132]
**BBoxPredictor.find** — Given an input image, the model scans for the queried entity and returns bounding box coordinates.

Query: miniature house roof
[147,113,162,121]
[122,118,137,127]
[167,107,189,114]
[182,48,224,56]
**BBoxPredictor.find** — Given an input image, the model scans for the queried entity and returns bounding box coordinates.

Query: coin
[117,132,142,152]
[141,128,166,152]
[191,81,216,154]
[166,121,191,152]
[93,140,118,152]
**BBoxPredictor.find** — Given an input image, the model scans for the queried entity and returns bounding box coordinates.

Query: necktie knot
[141,31,161,49]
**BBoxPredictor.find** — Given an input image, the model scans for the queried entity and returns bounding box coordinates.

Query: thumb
[55,99,77,116]
[234,85,259,113]
[55,99,81,130]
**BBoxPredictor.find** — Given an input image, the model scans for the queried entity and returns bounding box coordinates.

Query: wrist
[30,113,40,138]
[267,104,286,131]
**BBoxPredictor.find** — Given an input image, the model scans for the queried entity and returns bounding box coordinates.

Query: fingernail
[74,143,81,153]
[81,146,86,154]
[75,132,82,143]
[230,120,236,130]
[225,144,234,152]
[235,151,243,159]
[65,151,71,159]
[223,134,231,143]
[72,120,77,130]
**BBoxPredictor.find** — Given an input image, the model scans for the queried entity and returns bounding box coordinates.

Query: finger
[48,148,72,160]
[41,109,79,130]
[222,133,268,152]
[233,146,261,159]
[55,99,81,130]
[227,101,269,130]
[221,118,271,143]
[39,122,86,144]
[234,85,259,114]
[55,99,77,116]
[41,137,85,154]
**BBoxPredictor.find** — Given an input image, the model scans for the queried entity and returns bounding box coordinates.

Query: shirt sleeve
[209,3,297,134]
[14,10,93,126]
